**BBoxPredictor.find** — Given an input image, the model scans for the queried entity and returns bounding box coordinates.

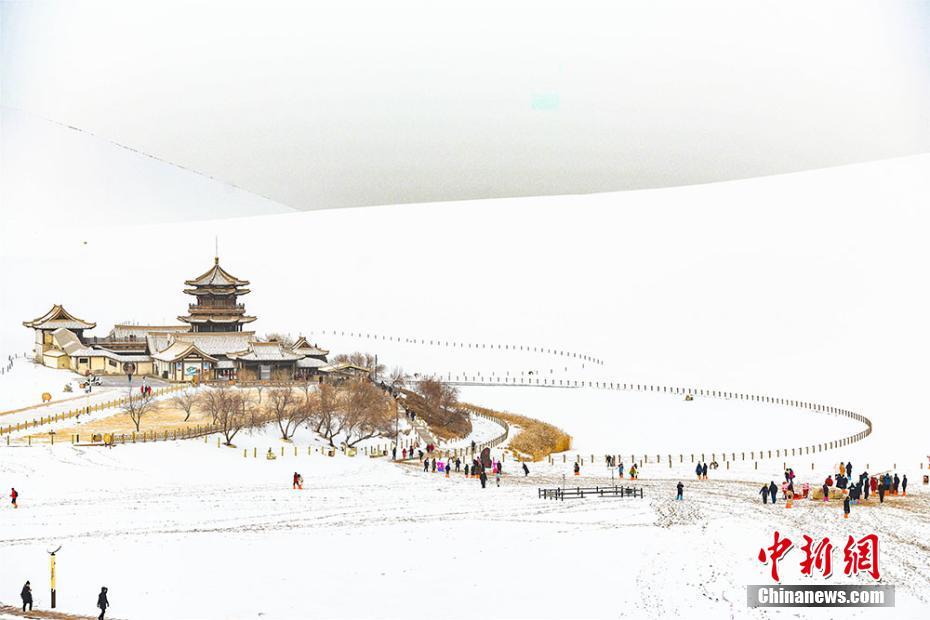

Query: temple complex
[23,257,341,382]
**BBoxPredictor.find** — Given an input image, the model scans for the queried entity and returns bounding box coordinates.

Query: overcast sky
[3,0,929,213]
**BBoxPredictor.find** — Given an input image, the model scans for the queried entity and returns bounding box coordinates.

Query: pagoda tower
[178,257,257,332]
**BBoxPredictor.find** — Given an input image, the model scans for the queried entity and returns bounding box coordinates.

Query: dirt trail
[0,603,123,620]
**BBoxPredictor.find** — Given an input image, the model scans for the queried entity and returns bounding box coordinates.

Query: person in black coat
[760,484,769,504]
[695,463,702,479]
[862,476,869,500]
[902,475,908,496]
[821,483,829,502]
[522,462,529,477]
[878,482,885,503]
[768,481,778,504]
[893,474,900,494]
[702,463,708,479]
[843,495,851,518]
[97,587,109,620]
[479,470,487,488]
[423,458,429,472]
[21,581,32,612]
[846,462,853,478]
[676,481,684,500]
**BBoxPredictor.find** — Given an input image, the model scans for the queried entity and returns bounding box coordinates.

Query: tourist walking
[21,581,32,612]
[479,469,488,489]
[893,474,900,495]
[768,481,778,504]
[821,482,829,502]
[760,484,769,504]
[10,487,18,509]
[573,462,580,476]
[522,462,529,477]
[676,482,684,501]
[97,586,109,620]
[843,495,851,519]
[902,475,908,496]
[695,463,702,480]
[701,462,708,480]
[878,481,885,504]
[618,462,624,478]
[423,458,429,472]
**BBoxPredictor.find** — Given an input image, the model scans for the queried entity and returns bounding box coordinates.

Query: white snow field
[0,427,927,620]
[2,156,930,617]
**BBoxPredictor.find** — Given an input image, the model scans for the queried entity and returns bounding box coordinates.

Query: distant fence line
[305,329,604,366]
[0,352,29,376]
[438,376,872,464]
[459,406,510,453]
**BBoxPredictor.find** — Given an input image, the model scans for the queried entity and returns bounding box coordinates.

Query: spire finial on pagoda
[214,235,219,264]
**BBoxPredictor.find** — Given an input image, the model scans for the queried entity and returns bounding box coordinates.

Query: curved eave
[178,315,257,324]
[183,287,251,296]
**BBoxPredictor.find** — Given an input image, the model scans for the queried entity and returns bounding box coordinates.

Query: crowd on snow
[755,460,910,519]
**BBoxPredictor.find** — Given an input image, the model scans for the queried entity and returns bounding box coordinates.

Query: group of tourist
[755,459,911,519]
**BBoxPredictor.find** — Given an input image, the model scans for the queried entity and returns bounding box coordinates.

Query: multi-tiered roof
[178,257,256,332]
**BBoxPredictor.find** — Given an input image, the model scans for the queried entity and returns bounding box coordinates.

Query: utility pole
[48,545,61,608]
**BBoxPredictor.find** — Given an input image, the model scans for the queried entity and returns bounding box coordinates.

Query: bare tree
[336,379,394,447]
[267,386,308,440]
[310,382,339,445]
[201,385,227,425]
[123,388,155,432]
[388,366,407,389]
[217,388,248,446]
[417,376,459,412]
[170,387,200,422]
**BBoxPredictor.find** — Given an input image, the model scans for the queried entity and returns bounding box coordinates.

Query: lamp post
[48,545,61,608]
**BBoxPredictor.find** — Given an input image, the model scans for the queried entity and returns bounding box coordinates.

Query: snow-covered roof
[146,332,176,356]
[179,314,257,324]
[23,304,96,330]
[319,362,371,374]
[296,357,327,368]
[51,328,95,356]
[291,336,329,357]
[215,360,236,369]
[42,349,67,358]
[184,258,249,288]
[171,332,255,356]
[152,341,217,363]
[93,350,152,363]
[111,324,189,339]
[228,341,302,362]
